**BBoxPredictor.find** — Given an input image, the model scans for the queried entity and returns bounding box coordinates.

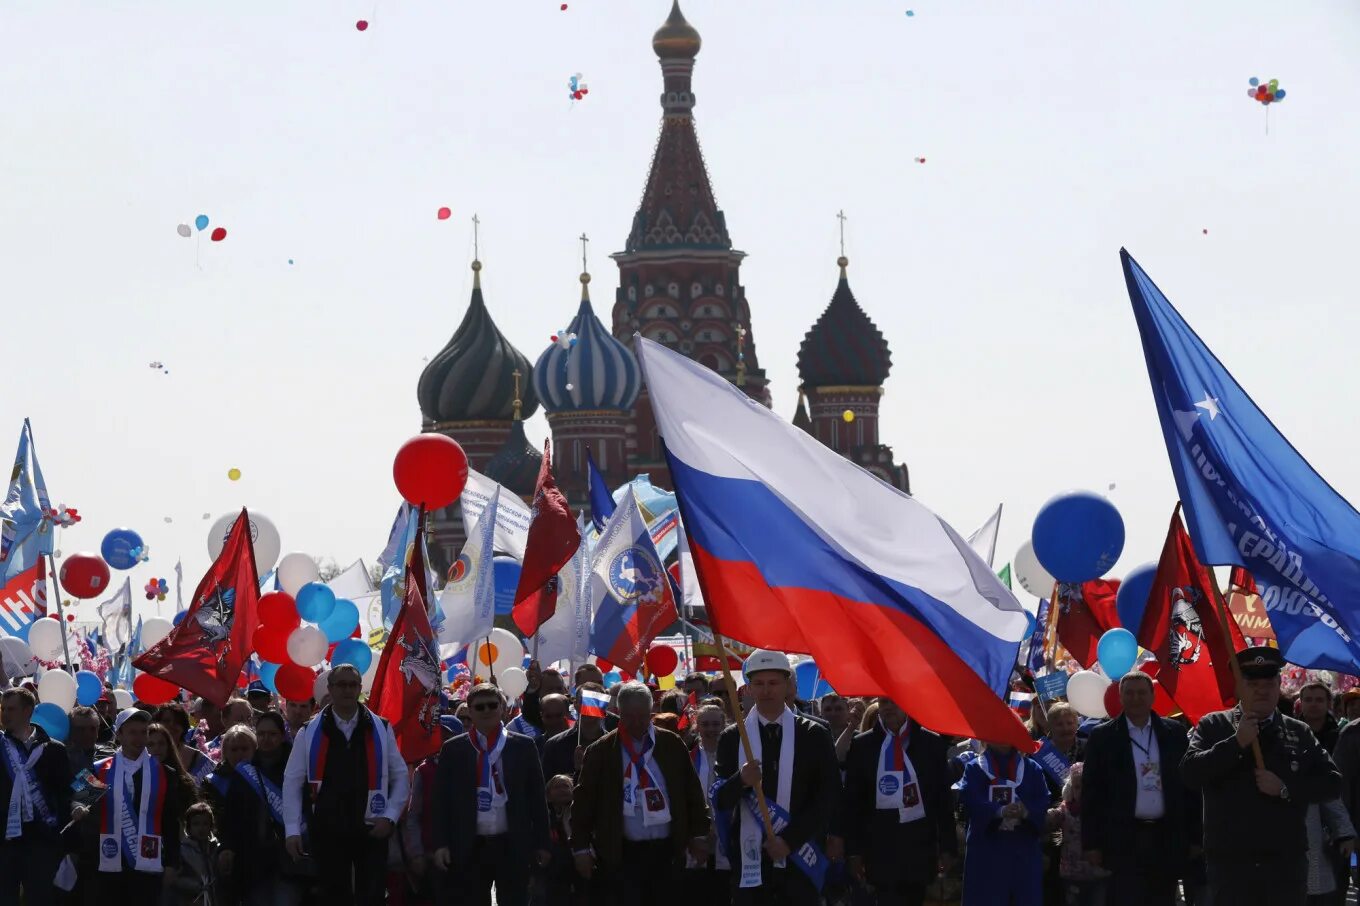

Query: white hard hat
[743,649,793,677]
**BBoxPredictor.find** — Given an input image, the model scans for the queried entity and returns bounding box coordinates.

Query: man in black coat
[1081,672,1194,906]
[1181,646,1341,906]
[0,687,71,906]
[840,697,955,906]
[542,682,608,782]
[713,650,840,906]
[432,683,549,906]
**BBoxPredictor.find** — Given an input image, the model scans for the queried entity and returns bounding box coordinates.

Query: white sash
[1,731,53,838]
[739,708,794,888]
[98,751,163,874]
[470,730,508,814]
[621,729,670,828]
[875,721,927,824]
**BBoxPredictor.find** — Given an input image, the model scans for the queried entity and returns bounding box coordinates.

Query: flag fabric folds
[438,494,498,649]
[588,488,678,674]
[134,509,262,706]
[1124,249,1360,671]
[0,561,46,640]
[966,505,1003,568]
[587,449,615,534]
[533,516,593,668]
[461,469,533,560]
[98,578,133,651]
[0,419,53,582]
[635,336,1035,751]
[512,441,580,636]
[1054,579,1120,670]
[1137,509,1245,723]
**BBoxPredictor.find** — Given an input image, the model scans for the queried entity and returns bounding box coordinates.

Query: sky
[3,1,1359,624]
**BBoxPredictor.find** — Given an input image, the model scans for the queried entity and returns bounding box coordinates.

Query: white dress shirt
[1127,717,1165,820]
[621,733,670,841]
[283,707,410,837]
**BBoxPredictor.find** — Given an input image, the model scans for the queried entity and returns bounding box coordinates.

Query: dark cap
[1237,645,1284,679]
[246,681,270,695]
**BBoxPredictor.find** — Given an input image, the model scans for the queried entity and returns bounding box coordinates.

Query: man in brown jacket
[571,681,710,906]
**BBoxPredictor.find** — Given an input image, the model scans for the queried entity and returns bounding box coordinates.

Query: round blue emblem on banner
[878,775,900,796]
[101,838,119,859]
[477,790,492,811]
[608,547,663,602]
[370,793,385,814]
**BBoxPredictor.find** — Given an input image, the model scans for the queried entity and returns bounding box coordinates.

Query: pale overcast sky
[3,1,1358,622]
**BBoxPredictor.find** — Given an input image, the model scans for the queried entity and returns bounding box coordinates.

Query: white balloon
[37,669,77,711]
[313,668,331,703]
[277,552,321,597]
[0,638,36,679]
[28,617,64,662]
[498,666,528,700]
[207,511,282,575]
[1014,540,1059,599]
[1067,670,1110,719]
[141,617,174,650]
[473,627,524,679]
[361,652,379,694]
[286,626,329,668]
[111,689,133,710]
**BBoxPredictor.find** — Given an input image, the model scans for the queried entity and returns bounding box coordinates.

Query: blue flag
[0,419,53,582]
[1124,249,1360,671]
[586,449,615,534]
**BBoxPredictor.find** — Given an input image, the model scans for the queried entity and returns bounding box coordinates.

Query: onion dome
[797,257,892,388]
[483,419,543,497]
[417,260,539,424]
[533,273,642,413]
[653,0,701,59]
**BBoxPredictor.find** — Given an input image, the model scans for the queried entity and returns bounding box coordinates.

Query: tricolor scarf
[619,727,669,827]
[306,707,388,821]
[875,720,926,824]
[468,729,507,814]
[688,745,728,870]
[1,729,56,838]
[95,751,166,873]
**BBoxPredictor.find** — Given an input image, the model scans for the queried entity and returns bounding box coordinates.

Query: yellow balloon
[227,468,241,481]
[658,673,677,690]
[842,410,855,423]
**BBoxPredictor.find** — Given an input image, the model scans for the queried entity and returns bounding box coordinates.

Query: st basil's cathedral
[415,1,910,573]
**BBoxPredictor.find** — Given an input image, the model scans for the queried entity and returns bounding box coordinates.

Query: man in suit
[571,681,709,906]
[1081,672,1194,906]
[841,696,956,906]
[0,687,71,906]
[543,682,608,782]
[431,683,549,906]
[713,650,840,906]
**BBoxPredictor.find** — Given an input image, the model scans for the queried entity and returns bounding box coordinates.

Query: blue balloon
[1031,491,1125,583]
[195,214,209,231]
[1249,77,1259,87]
[258,661,281,694]
[1275,89,1286,100]
[296,582,337,623]
[331,639,373,674]
[100,528,144,571]
[1097,628,1139,679]
[32,703,69,742]
[794,660,820,700]
[1115,563,1158,633]
[75,670,103,707]
[318,599,360,643]
[603,670,622,689]
[172,610,187,626]
[492,557,522,616]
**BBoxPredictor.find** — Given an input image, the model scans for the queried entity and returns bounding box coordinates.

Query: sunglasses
[471,702,501,712]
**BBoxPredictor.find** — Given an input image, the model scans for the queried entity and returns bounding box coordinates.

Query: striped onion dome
[533,273,642,413]
[417,260,539,424]
[797,256,892,388]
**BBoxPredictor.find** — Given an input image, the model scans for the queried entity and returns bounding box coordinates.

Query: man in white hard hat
[712,650,839,905]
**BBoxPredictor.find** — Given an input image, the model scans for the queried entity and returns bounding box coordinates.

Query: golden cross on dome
[579,232,590,272]
[511,368,523,420]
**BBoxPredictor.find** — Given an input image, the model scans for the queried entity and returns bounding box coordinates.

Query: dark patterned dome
[483,419,543,497]
[797,257,892,388]
[534,274,641,413]
[417,261,539,424]
[652,0,701,59]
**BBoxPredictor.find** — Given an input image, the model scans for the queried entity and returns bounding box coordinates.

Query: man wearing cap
[0,688,72,906]
[713,650,840,906]
[282,663,410,906]
[1182,645,1341,905]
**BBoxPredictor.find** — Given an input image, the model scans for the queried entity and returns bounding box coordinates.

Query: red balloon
[60,553,111,599]
[253,624,292,664]
[437,207,452,220]
[210,227,227,242]
[645,643,679,677]
[275,663,316,701]
[356,19,369,31]
[258,592,301,630]
[393,434,469,509]
[1103,683,1123,719]
[133,673,180,706]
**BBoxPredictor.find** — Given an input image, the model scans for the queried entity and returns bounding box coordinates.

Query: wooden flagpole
[713,632,777,839]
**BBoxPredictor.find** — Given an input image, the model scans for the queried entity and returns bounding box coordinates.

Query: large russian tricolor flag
[636,337,1036,750]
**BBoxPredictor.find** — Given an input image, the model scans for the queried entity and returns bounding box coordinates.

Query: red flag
[1138,509,1245,723]
[1229,566,1257,596]
[1054,578,1121,668]
[370,514,442,763]
[512,441,580,636]
[133,510,260,706]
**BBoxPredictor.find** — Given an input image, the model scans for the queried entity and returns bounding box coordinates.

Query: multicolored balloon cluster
[129,544,150,565]
[144,578,169,602]
[46,505,80,528]
[148,360,168,374]
[1247,77,1286,105]
[177,214,227,242]
[568,73,590,102]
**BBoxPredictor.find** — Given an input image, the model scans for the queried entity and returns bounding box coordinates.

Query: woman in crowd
[157,702,217,783]
[147,721,202,820]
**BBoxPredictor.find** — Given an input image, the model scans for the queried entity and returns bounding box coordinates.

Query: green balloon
[1269,79,1279,88]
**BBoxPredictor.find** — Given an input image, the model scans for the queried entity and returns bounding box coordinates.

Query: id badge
[902,782,921,809]
[989,784,1013,805]
[644,788,666,812]
[1139,763,1162,792]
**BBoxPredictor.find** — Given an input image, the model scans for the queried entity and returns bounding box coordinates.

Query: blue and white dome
[534,274,642,413]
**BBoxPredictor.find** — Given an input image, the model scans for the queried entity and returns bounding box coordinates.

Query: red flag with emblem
[133,510,260,706]
[1138,508,1245,723]
[1055,578,1121,668]
[512,441,580,636]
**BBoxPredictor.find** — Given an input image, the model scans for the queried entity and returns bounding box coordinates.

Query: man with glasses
[282,664,409,906]
[432,684,549,906]
[543,682,608,782]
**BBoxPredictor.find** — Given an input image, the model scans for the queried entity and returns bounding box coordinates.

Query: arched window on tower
[699,353,719,371]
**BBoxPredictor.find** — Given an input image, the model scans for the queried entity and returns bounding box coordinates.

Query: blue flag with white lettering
[1124,249,1360,671]
[586,449,615,534]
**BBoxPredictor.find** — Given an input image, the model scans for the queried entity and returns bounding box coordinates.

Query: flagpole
[485,635,497,684]
[713,631,777,841]
[46,552,74,674]
[1043,581,1061,672]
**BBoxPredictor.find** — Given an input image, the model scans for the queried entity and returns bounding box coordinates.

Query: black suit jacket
[713,713,840,857]
[432,732,549,872]
[1081,714,1194,872]
[0,726,71,846]
[840,724,956,886]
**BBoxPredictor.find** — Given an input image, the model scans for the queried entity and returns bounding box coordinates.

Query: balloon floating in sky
[437,207,452,220]
[905,9,915,15]
[914,157,926,164]
[561,3,567,8]
[228,468,241,481]
[47,505,80,529]
[842,410,855,423]
[144,578,169,602]
[1246,77,1286,105]
[195,215,210,231]
[356,19,369,31]
[288,259,294,265]
[210,227,227,242]
[551,330,578,350]
[568,73,590,102]
[176,224,192,238]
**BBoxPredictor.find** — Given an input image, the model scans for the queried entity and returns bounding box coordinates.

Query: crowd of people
[0,644,1356,906]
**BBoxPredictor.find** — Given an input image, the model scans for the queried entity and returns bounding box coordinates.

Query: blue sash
[709,777,828,890]
[1033,739,1072,787]
[237,764,287,829]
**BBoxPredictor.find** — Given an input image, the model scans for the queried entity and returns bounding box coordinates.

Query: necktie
[761,722,780,803]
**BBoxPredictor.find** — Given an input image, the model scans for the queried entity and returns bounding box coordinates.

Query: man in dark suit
[1081,671,1193,906]
[571,681,709,906]
[543,682,608,782]
[841,696,956,906]
[0,687,71,906]
[432,683,549,906]
[713,650,840,906]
